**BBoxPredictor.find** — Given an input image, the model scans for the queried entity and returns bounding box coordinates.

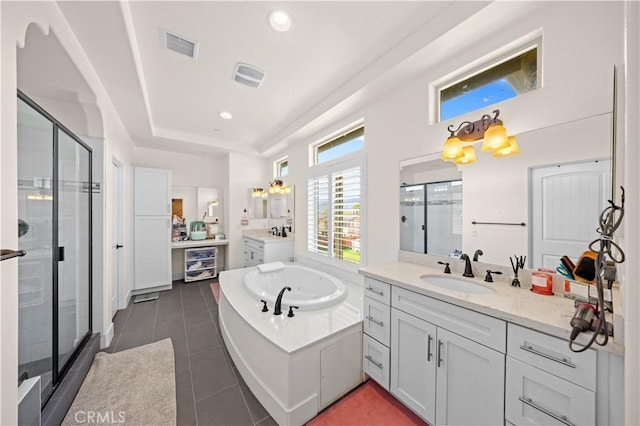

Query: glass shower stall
[17,91,93,405]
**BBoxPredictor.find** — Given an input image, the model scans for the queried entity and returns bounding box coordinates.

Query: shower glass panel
[56,128,91,373]
[17,91,92,406]
[17,97,55,398]
[425,180,462,256]
[400,185,425,253]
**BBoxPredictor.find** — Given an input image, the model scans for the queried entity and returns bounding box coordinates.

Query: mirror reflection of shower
[400,181,462,256]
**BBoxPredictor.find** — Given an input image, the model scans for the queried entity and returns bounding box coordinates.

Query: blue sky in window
[441,79,517,121]
[318,136,364,164]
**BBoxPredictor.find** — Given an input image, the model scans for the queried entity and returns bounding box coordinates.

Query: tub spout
[274,286,292,315]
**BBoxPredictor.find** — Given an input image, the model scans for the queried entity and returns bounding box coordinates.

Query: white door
[391,308,437,424]
[435,328,505,426]
[531,160,611,269]
[111,160,123,317]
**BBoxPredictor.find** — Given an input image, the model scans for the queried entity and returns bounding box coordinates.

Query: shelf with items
[184,247,217,282]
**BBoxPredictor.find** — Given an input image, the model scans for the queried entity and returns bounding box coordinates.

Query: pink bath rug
[307,380,425,426]
[210,282,220,304]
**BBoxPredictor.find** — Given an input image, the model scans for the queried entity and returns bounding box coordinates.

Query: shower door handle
[1,249,26,262]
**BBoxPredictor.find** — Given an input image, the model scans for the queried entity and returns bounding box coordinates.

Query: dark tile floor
[106,279,278,426]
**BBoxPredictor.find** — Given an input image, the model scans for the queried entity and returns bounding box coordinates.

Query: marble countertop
[359,261,623,355]
[171,239,228,249]
[243,229,295,244]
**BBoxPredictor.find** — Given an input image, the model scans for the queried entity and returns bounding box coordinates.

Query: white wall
[226,153,270,269]
[1,3,136,423]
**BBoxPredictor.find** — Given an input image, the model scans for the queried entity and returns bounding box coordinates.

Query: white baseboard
[101,322,114,349]
[122,290,131,309]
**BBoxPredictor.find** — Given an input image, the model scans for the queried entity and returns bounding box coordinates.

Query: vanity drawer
[363,334,390,390]
[363,297,390,346]
[506,357,595,426]
[507,324,596,391]
[392,286,506,352]
[363,277,391,305]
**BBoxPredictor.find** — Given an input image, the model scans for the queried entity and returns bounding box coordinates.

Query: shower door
[17,92,92,405]
[400,185,425,253]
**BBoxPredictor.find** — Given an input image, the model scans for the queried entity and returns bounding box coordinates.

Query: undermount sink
[420,275,495,295]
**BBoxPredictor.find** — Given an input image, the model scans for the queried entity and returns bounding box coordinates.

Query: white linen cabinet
[133,167,172,293]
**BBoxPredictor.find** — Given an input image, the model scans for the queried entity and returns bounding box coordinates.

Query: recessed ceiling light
[268,10,292,32]
[219,111,233,120]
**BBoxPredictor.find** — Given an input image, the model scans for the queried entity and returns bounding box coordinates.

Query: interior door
[111,160,122,317]
[530,160,611,269]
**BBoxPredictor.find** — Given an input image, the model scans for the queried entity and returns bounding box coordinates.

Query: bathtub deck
[219,267,363,354]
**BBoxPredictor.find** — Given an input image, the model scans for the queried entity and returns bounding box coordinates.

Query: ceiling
[48,1,493,157]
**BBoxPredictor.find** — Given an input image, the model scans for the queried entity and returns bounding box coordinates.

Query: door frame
[111,157,124,314]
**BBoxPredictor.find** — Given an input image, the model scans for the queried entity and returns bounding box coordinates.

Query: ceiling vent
[233,63,266,88]
[163,30,199,59]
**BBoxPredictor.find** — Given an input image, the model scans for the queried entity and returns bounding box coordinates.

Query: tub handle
[365,316,384,327]
[366,286,384,297]
[365,355,383,370]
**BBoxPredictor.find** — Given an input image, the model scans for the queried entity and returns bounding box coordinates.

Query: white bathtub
[244,264,347,311]
[219,264,363,425]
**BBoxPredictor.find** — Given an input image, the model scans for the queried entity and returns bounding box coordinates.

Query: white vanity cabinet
[390,286,505,426]
[506,323,597,426]
[362,278,391,389]
[243,237,294,267]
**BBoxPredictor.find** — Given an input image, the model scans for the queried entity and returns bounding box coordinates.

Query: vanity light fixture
[268,179,291,194]
[252,188,267,198]
[442,109,517,165]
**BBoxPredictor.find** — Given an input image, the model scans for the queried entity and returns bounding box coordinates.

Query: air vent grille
[163,31,198,59]
[233,63,265,88]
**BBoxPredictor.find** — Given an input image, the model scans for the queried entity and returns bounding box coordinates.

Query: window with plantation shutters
[307,161,362,265]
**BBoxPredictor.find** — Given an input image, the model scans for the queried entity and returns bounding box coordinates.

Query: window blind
[307,165,361,265]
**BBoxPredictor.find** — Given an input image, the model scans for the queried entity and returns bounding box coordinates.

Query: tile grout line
[182,282,200,426]
[201,282,262,426]
[110,301,133,352]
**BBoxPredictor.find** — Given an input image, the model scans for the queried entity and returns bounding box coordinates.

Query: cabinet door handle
[518,397,575,426]
[365,316,384,327]
[519,344,576,368]
[366,286,384,297]
[365,355,383,370]
[427,334,433,362]
[437,339,443,367]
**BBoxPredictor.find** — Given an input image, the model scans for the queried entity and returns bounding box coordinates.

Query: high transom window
[314,127,364,165]
[440,47,538,121]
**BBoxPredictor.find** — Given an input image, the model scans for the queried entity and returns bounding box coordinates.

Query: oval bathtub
[244,264,347,311]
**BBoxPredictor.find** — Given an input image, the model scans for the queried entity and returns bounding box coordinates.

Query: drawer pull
[518,397,574,426]
[427,334,433,362]
[365,316,384,327]
[366,286,384,297]
[365,355,383,370]
[519,344,576,368]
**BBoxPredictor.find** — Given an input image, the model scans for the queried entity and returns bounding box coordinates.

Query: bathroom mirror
[173,186,224,227]
[247,189,267,219]
[197,187,220,223]
[400,114,613,268]
[268,186,295,231]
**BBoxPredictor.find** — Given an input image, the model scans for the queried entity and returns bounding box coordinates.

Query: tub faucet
[273,286,292,315]
[460,254,474,278]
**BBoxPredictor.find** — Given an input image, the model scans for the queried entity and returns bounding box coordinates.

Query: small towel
[257,262,285,273]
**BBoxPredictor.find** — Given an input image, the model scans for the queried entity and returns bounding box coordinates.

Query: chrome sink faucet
[460,254,474,278]
[273,286,291,315]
